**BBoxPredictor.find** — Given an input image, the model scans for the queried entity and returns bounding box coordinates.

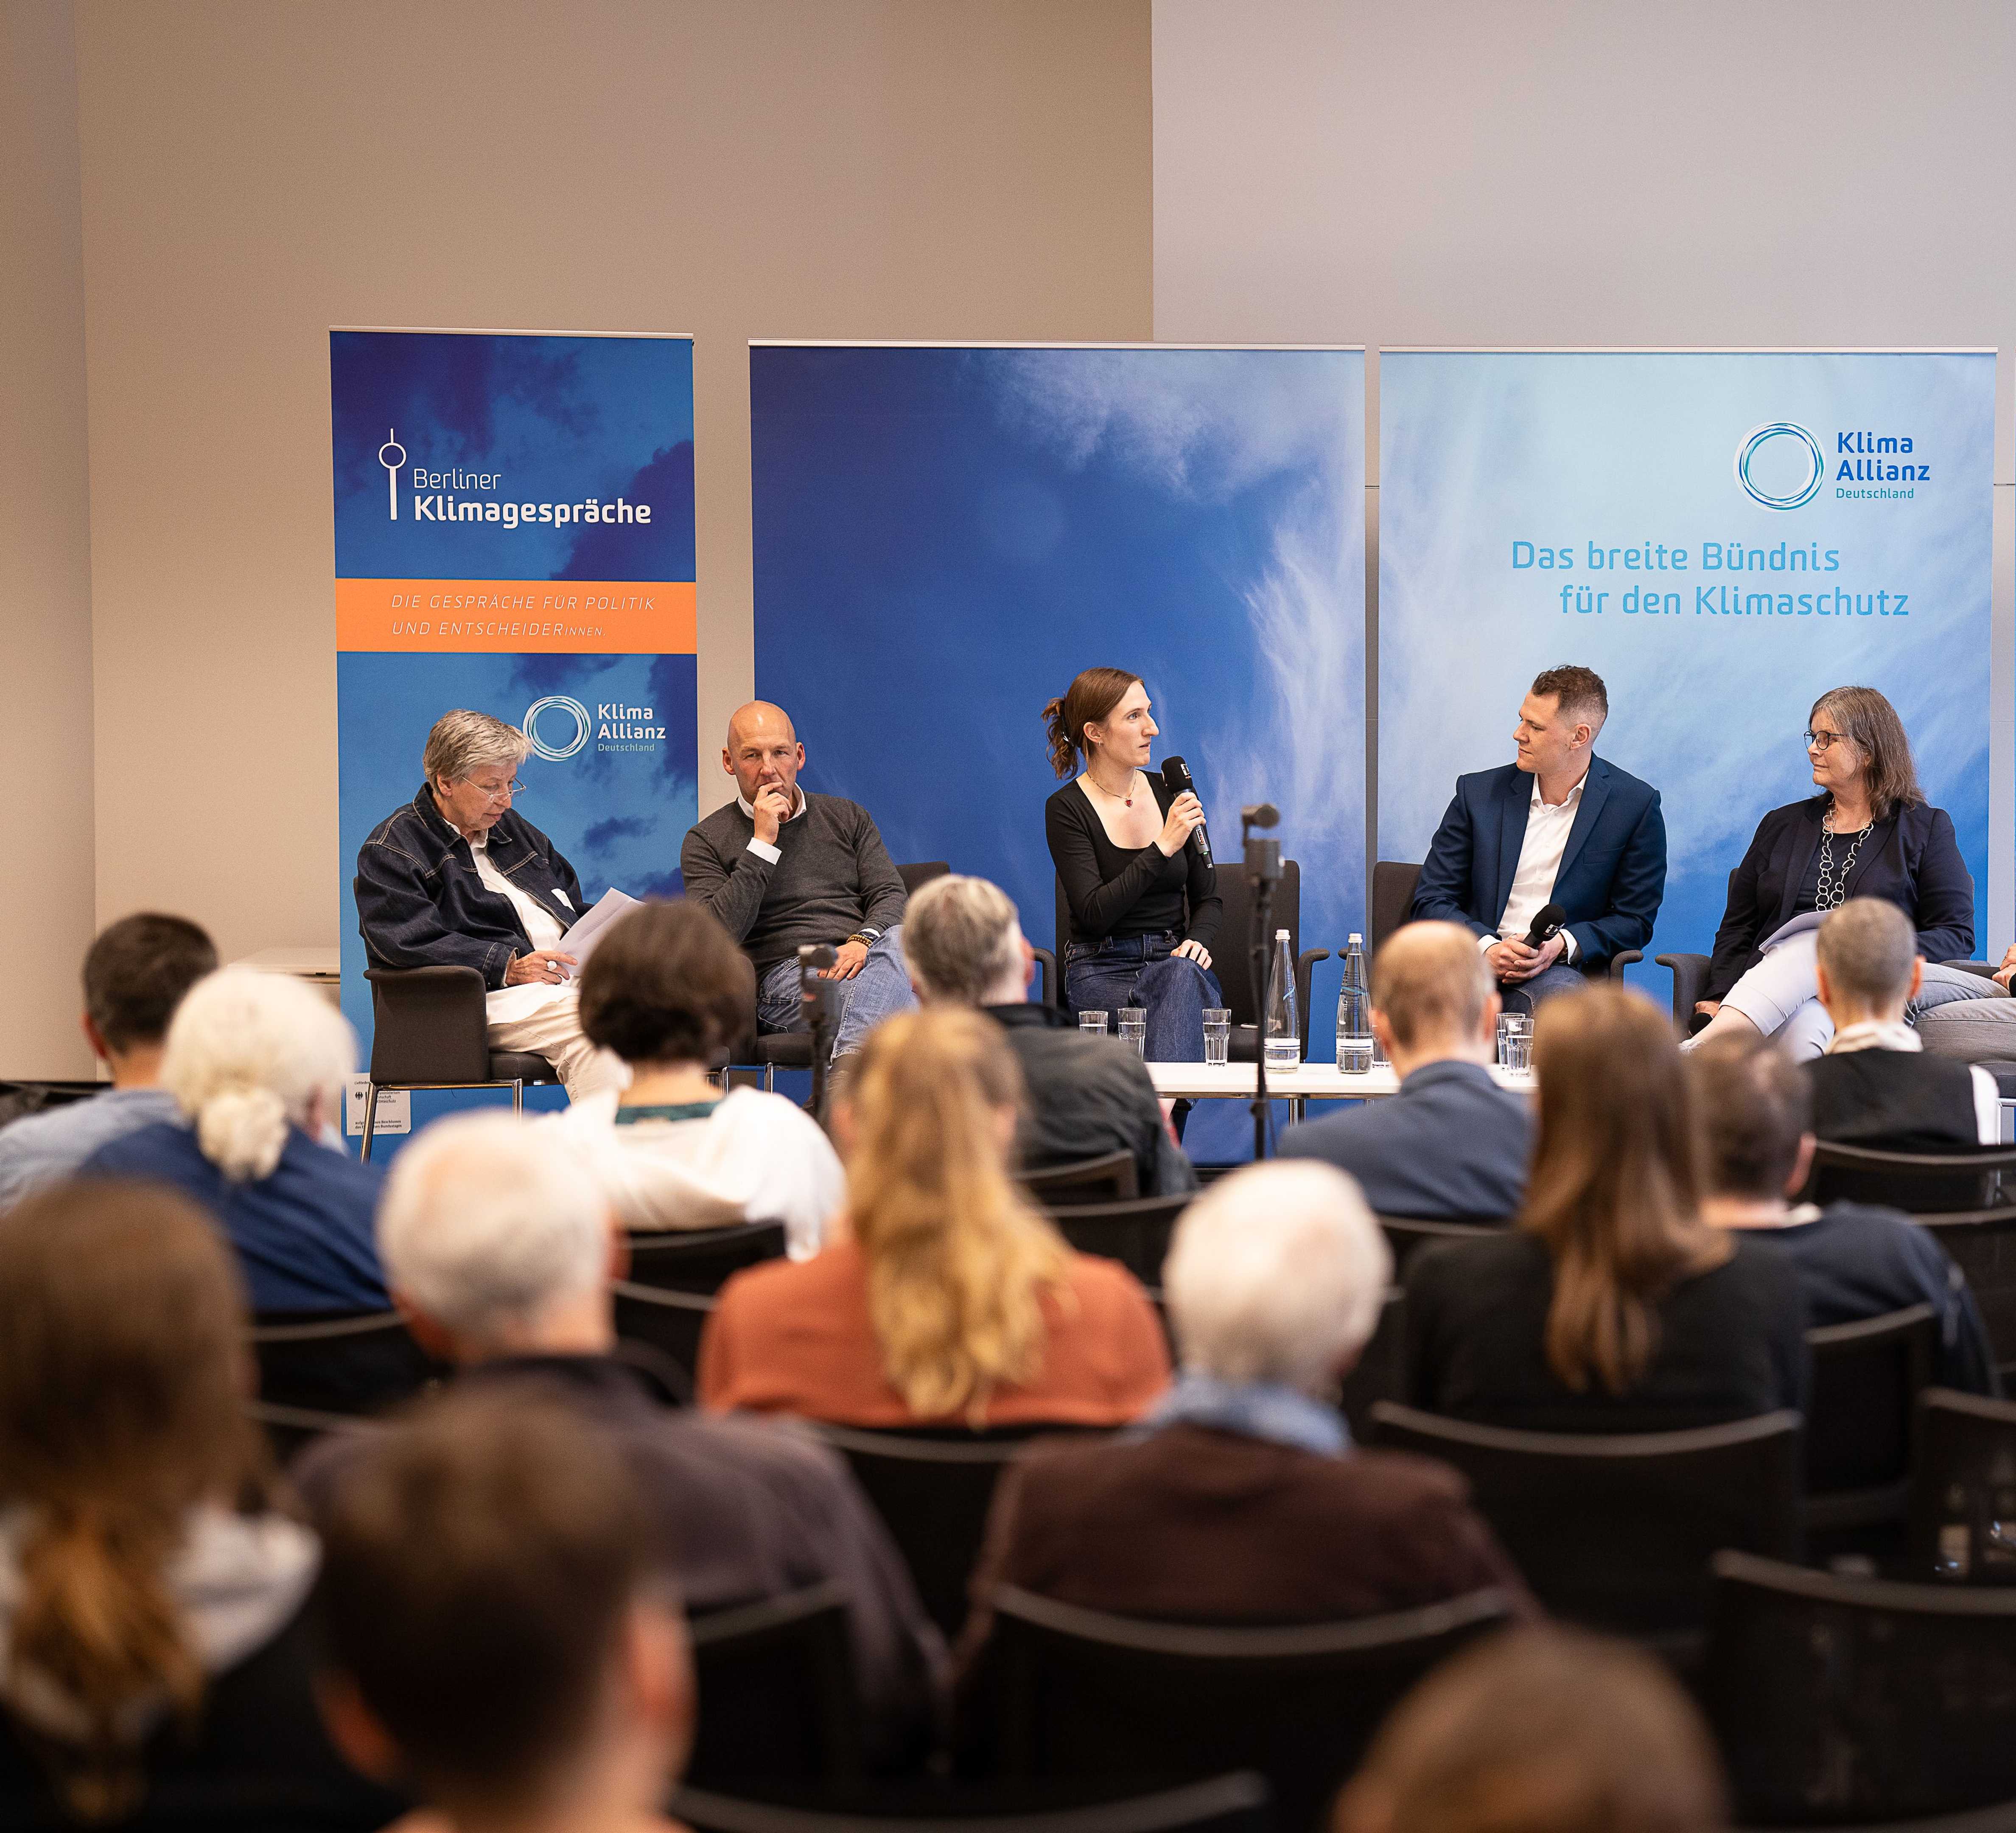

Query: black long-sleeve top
[1045,776,1223,950]
[1703,797,1975,1003]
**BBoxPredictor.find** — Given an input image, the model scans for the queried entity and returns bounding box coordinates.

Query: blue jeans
[1499,961,1590,1016]
[756,927,917,1059]
[1064,932,1223,1062]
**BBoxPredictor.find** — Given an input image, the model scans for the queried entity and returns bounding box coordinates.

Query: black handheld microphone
[1520,903,1565,950]
[1160,756,1213,868]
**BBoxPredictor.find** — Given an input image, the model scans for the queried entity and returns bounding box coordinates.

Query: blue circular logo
[1736,422,1824,510]
[523,695,590,762]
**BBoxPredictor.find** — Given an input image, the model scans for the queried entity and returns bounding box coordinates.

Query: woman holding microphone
[1043,668,1224,1060]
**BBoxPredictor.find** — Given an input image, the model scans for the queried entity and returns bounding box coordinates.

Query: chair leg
[511,1078,524,1115]
[360,1082,378,1162]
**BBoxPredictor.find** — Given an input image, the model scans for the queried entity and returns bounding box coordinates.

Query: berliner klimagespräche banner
[330,328,697,1057]
[1378,350,1994,977]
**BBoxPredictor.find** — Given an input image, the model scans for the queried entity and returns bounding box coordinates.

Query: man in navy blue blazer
[1411,665,1666,1010]
[1280,923,1531,1220]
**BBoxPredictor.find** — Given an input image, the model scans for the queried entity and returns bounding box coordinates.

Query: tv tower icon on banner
[378,428,406,520]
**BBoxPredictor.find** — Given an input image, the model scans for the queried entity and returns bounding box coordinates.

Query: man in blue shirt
[0,914,216,1210]
[1280,922,1532,1222]
[1689,1031,2000,1396]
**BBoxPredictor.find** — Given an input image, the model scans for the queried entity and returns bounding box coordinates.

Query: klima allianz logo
[524,695,666,762]
[375,428,653,529]
[1735,420,1928,509]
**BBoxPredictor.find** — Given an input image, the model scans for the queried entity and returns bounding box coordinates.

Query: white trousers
[485,984,627,1102]
[1721,933,1835,1061]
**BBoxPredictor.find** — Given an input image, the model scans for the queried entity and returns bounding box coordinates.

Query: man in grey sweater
[679,701,916,1058]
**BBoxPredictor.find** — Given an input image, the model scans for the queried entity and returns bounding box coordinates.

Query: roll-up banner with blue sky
[750,342,1364,1158]
[1378,350,1994,986]
[330,328,698,1080]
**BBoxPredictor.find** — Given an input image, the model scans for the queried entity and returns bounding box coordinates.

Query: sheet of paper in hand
[559,888,643,977]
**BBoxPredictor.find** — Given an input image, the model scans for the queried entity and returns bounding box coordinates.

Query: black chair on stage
[610,1281,711,1396]
[1022,1152,1140,1205]
[1336,1289,1404,1438]
[1044,1193,1190,1284]
[1371,860,1643,978]
[811,1423,1109,1640]
[985,1584,1515,1833]
[685,1581,863,1791]
[359,964,557,1159]
[675,1775,1272,1833]
[1804,1303,1938,1542]
[1368,1402,1803,1650]
[746,860,949,1085]
[1909,1388,2016,1584]
[1046,866,1329,1057]
[622,1220,788,1295]
[1374,1214,1503,1275]
[1706,1550,2016,1828]
[247,1309,442,1415]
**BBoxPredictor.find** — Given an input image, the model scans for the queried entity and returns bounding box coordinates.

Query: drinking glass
[1117,1007,1148,1058]
[1497,1012,1532,1067]
[1503,1029,1534,1074]
[1201,1008,1232,1067]
[1078,1011,1109,1037]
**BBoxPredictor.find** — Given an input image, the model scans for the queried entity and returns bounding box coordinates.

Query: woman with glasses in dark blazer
[1684,685,1975,1061]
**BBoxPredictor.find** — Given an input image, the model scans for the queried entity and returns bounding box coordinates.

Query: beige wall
[42,0,1149,1071]
[2,0,96,1078]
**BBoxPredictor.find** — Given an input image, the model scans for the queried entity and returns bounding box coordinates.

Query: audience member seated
[1404,987,1807,1431]
[680,700,916,1060]
[0,912,217,1211]
[1280,922,1531,1219]
[313,1390,692,1833]
[1691,1032,2001,1396]
[297,1111,940,1765]
[1806,897,1998,1149]
[1333,1624,1729,1833]
[0,1180,399,1829]
[957,1160,1532,1671]
[81,969,387,1314]
[354,707,625,1102]
[902,873,1196,1197]
[549,899,842,1255]
[700,1007,1169,1427]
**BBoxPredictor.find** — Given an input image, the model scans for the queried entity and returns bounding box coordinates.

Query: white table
[1147,1058,1534,1121]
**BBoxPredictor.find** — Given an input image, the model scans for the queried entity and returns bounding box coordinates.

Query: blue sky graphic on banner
[332,330,696,1061]
[1380,351,1993,983]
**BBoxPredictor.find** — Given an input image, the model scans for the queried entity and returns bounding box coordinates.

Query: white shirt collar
[1529,768,1590,814]
[736,784,807,823]
[1827,1018,1922,1055]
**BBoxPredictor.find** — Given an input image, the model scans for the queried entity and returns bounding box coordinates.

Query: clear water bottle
[1336,931,1373,1073]
[1263,928,1300,1070]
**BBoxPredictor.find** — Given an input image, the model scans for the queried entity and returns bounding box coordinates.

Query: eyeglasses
[464,779,526,803]
[1803,730,1847,753]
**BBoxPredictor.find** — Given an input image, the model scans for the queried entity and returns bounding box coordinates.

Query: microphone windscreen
[1521,903,1565,949]
[1161,756,1195,796]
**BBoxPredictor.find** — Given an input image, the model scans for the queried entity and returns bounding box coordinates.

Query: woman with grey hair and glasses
[353,707,624,1100]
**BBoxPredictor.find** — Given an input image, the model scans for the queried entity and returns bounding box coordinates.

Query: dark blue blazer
[1703,797,1974,1002]
[1278,1059,1531,1222]
[1411,757,1666,970]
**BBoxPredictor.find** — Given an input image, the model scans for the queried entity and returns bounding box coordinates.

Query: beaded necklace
[1814,811,1875,911]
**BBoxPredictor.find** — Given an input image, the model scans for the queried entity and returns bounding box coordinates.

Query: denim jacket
[354,785,585,989]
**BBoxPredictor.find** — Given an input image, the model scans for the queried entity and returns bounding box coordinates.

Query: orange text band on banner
[335,580,696,654]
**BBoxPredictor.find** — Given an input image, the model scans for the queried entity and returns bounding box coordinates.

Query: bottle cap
[1347,931,1362,945]
[1275,928,1290,939]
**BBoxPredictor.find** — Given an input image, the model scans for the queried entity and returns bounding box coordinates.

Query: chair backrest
[364,964,492,1085]
[1374,1215,1504,1276]
[684,1581,863,1788]
[610,1281,711,1394]
[1367,1402,1804,1639]
[247,1310,442,1415]
[1706,1550,2016,1825]
[812,1422,1107,1639]
[899,859,951,897]
[674,1773,1272,1833]
[1370,861,1422,956]
[1044,1193,1190,1284]
[1022,1150,1140,1205]
[622,1221,788,1295]
[1806,1140,2016,1214]
[1806,1303,1938,1520]
[989,1583,1515,1833]
[1336,1290,1405,1438]
[1909,1387,2016,1584]
[1917,1209,2016,1389]
[244,1398,378,1466]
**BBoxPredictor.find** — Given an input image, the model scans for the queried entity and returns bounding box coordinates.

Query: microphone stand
[1241,805,1282,1163]
[798,944,840,1131]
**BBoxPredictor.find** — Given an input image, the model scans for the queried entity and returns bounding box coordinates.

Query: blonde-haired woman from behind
[80,968,391,1316]
[699,1007,1170,1428]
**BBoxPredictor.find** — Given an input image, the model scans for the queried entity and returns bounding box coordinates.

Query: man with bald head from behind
[680,701,916,1058]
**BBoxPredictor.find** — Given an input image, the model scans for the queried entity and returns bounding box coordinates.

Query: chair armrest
[1605,949,1643,981]
[1030,946,1061,1011]
[1653,953,1712,1028]
[1943,960,2001,981]
[1296,949,1331,1053]
[364,966,491,1084]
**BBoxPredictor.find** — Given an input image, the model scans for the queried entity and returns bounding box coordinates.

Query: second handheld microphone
[1160,756,1213,869]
